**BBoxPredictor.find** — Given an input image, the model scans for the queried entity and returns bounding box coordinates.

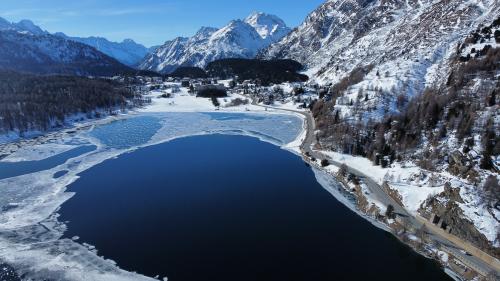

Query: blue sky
[0,0,324,47]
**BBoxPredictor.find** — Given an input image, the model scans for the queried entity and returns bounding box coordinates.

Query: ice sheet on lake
[0,111,303,281]
[150,112,302,146]
[89,116,163,149]
[1,143,77,163]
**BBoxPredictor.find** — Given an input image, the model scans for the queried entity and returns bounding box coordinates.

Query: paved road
[252,100,499,277]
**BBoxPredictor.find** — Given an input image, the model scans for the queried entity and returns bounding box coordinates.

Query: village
[110,74,323,111]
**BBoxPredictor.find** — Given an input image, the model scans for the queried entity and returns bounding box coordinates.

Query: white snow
[438,251,449,263]
[140,85,262,114]
[457,178,500,247]
[321,151,444,214]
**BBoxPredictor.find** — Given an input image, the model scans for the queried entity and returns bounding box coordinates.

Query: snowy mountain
[55,33,150,66]
[0,24,134,76]
[139,12,291,73]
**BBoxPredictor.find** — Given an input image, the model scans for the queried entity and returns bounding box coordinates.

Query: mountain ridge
[0,18,138,77]
[0,16,151,67]
[54,33,150,66]
[139,12,292,73]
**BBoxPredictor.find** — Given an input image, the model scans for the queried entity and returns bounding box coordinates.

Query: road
[252,100,499,277]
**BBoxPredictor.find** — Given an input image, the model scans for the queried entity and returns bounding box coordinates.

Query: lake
[58,134,451,281]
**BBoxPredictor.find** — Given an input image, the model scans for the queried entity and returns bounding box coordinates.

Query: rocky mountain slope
[55,33,150,66]
[0,17,135,76]
[139,12,291,73]
[262,0,499,101]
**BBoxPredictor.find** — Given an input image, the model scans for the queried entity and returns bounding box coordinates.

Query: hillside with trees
[206,58,308,85]
[311,20,500,255]
[170,67,208,78]
[0,71,150,134]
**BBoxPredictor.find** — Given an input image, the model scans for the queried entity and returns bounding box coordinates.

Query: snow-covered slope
[55,33,150,66]
[139,12,291,73]
[262,0,500,97]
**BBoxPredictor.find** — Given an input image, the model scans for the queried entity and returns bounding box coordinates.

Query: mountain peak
[15,19,45,35]
[139,12,292,73]
[197,26,218,34]
[193,26,218,40]
[122,38,137,44]
[244,12,290,40]
[0,17,47,35]
[245,11,281,22]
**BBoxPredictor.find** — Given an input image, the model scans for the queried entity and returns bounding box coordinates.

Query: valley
[0,0,499,280]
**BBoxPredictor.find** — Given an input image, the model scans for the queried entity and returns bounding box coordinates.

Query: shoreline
[285,109,499,280]
[245,100,499,279]
[0,93,496,280]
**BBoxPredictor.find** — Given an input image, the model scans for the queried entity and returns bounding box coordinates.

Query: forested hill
[206,58,308,85]
[0,71,150,134]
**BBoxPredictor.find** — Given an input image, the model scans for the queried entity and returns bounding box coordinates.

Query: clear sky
[0,0,325,47]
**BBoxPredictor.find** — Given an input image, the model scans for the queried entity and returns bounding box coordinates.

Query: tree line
[0,71,149,133]
[206,58,309,85]
[313,45,499,193]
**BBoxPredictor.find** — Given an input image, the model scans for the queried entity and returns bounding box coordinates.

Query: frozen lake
[59,134,450,281]
[0,112,450,280]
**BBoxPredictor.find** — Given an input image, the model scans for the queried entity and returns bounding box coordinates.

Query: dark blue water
[0,145,95,180]
[59,135,450,281]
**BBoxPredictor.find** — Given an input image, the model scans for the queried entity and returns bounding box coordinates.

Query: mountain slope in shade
[0,29,134,76]
[0,17,47,35]
[139,12,291,73]
[0,17,150,68]
[55,33,150,66]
